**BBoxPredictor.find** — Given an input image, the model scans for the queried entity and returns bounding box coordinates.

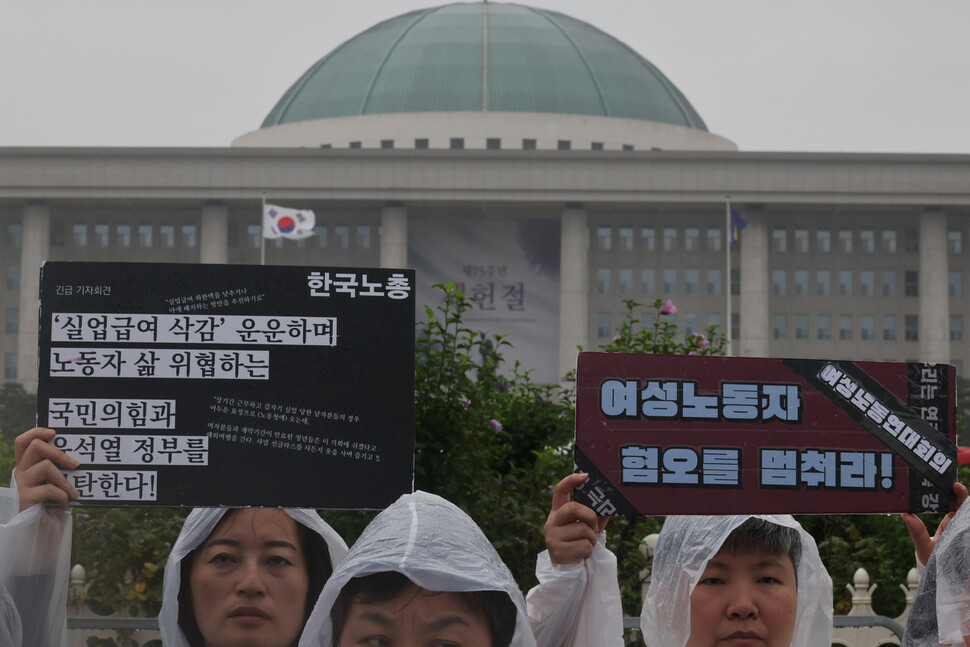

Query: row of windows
[595,268,734,296]
[769,228,919,254]
[768,314,955,343]
[342,139,636,151]
[771,269,921,298]
[595,227,724,253]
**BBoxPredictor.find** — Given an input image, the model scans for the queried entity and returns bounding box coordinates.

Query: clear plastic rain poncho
[905,502,970,646]
[641,515,833,647]
[158,507,349,647]
[0,583,22,647]
[299,490,535,647]
[0,487,71,647]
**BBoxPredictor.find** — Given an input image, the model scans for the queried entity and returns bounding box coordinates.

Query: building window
[773,314,787,340]
[839,314,853,341]
[883,271,897,297]
[50,221,65,246]
[663,269,677,294]
[356,225,371,249]
[816,230,831,253]
[557,140,571,151]
[793,229,808,253]
[182,224,197,248]
[596,268,611,293]
[955,360,964,376]
[838,230,853,253]
[684,269,699,295]
[663,228,678,252]
[882,230,897,253]
[860,271,874,297]
[707,228,722,252]
[6,223,22,247]
[597,312,612,338]
[641,269,655,294]
[450,138,464,149]
[245,225,260,248]
[794,314,809,340]
[618,269,633,295]
[950,315,963,342]
[160,224,175,248]
[622,144,634,151]
[381,139,394,149]
[731,312,740,341]
[883,315,897,341]
[771,270,787,297]
[838,270,853,297]
[817,314,831,341]
[138,225,153,247]
[117,224,131,248]
[684,228,699,252]
[860,315,875,341]
[904,227,919,252]
[949,230,963,254]
[685,313,699,336]
[731,268,740,296]
[591,142,604,151]
[816,270,831,296]
[949,271,962,298]
[597,227,612,251]
[860,230,875,253]
[618,227,633,251]
[92,224,109,247]
[641,228,655,252]
[905,315,919,341]
[522,139,537,150]
[771,229,787,253]
[5,308,17,334]
[904,270,919,297]
[415,138,429,149]
[707,269,722,296]
[314,226,328,248]
[335,226,350,249]
[73,224,88,247]
[708,314,722,332]
[3,353,16,380]
[6,264,20,290]
[793,270,808,296]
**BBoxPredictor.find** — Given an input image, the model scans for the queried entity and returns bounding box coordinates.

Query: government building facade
[2,3,969,389]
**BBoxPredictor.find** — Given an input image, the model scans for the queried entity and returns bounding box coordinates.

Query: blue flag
[730,206,747,246]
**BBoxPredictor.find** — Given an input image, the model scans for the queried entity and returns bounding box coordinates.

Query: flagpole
[725,195,732,357]
[260,192,266,266]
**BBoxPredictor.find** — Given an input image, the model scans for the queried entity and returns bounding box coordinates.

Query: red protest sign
[574,353,957,516]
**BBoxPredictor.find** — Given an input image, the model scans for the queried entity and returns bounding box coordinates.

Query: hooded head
[905,503,970,646]
[641,515,832,647]
[299,490,534,647]
[158,507,349,647]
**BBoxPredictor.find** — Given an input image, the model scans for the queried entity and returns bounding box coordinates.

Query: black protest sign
[37,262,415,508]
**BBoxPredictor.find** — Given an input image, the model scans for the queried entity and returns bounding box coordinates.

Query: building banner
[37,262,415,508]
[574,352,957,515]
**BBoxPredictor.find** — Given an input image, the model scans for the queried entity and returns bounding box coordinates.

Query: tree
[0,382,37,443]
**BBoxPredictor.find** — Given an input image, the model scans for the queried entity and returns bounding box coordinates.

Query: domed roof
[262,2,708,131]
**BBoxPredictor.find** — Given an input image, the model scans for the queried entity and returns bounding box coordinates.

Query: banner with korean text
[37,262,415,508]
[574,353,958,515]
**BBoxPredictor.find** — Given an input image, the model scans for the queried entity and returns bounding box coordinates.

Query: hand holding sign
[902,482,969,566]
[544,473,609,564]
[13,427,80,511]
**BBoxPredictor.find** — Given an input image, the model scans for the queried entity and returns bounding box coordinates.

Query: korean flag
[263,204,316,240]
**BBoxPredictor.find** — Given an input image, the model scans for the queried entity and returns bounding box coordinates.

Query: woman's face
[189,508,310,647]
[685,548,798,647]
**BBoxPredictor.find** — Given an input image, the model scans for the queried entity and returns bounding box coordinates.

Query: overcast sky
[2,1,968,153]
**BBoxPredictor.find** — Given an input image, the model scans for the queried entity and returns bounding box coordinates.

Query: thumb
[551,473,589,512]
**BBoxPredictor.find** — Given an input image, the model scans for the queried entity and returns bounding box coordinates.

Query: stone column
[919,210,948,363]
[200,203,229,264]
[380,203,408,269]
[738,212,770,357]
[17,203,50,391]
[559,205,588,378]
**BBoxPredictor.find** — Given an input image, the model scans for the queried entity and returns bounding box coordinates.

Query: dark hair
[330,571,517,647]
[177,508,332,647]
[718,517,801,576]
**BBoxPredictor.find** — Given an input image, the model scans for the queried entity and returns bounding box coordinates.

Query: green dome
[262,2,708,131]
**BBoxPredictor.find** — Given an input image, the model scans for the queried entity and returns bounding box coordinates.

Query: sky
[2,1,969,153]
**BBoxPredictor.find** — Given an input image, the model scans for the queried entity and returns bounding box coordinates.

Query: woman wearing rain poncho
[299,490,534,647]
[641,515,833,647]
[904,501,970,646]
